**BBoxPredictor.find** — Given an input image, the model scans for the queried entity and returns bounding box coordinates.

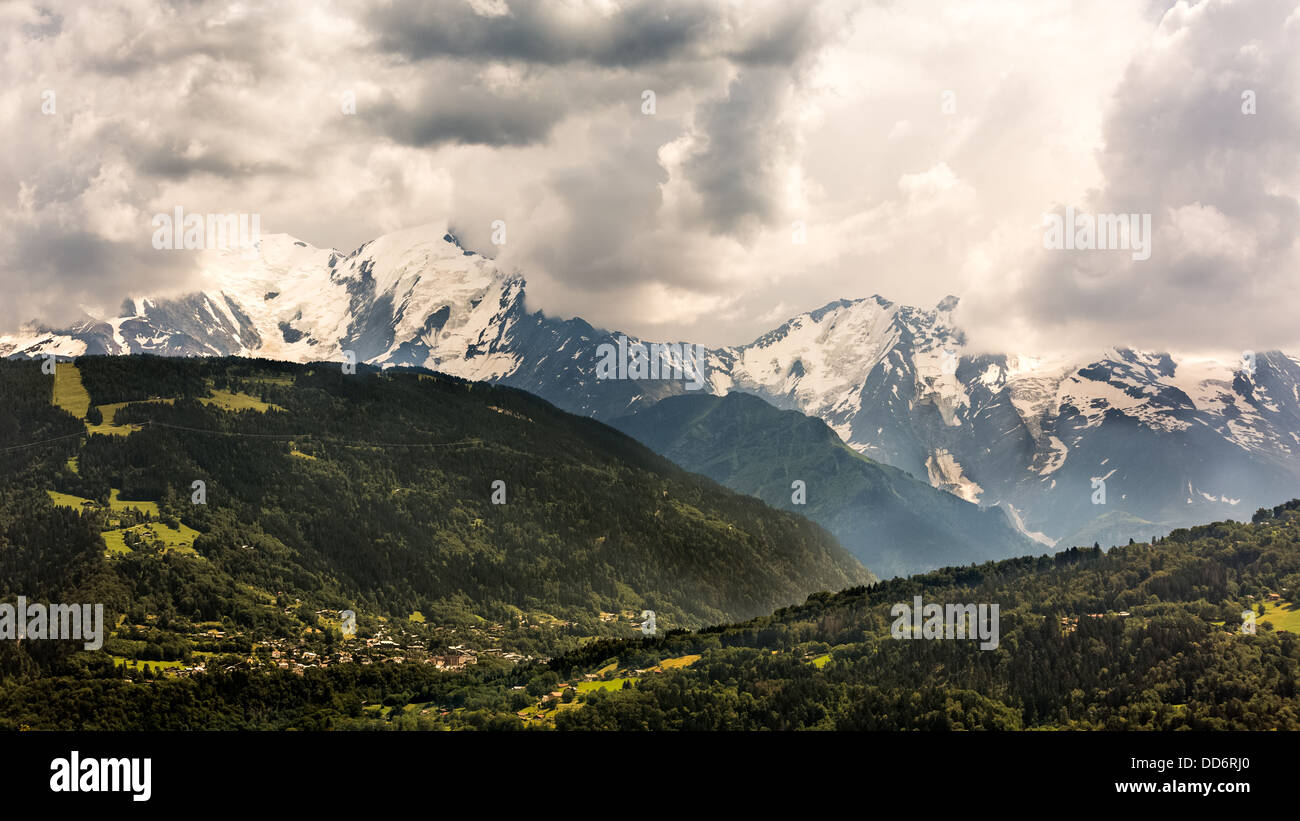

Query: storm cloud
[1,0,1297,355]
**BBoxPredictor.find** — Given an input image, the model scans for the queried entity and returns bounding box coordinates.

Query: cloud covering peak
[2,0,1297,356]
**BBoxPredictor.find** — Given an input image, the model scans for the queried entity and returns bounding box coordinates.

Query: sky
[2,0,1298,356]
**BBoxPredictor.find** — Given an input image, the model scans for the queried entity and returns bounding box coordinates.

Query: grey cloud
[528,117,684,289]
[684,67,797,236]
[728,3,832,66]
[3,226,199,329]
[362,53,731,149]
[18,158,99,210]
[4,0,838,329]
[978,0,1300,353]
[20,7,62,39]
[366,0,727,67]
[368,79,568,148]
[78,3,279,77]
[136,140,294,180]
[679,3,835,237]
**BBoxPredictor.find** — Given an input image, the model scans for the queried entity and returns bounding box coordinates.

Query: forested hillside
[613,392,1038,578]
[4,493,1297,729]
[543,503,1300,730]
[0,355,870,692]
[5,354,1296,732]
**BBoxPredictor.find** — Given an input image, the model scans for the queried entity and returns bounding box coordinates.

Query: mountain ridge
[611,390,1039,578]
[0,354,874,640]
[6,223,1300,550]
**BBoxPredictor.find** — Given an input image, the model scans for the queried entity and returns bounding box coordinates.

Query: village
[108,599,656,680]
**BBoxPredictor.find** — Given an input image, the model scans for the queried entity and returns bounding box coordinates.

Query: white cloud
[1,0,1296,359]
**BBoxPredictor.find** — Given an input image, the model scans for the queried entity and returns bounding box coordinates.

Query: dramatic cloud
[959,0,1300,356]
[1,0,1296,355]
[365,0,728,66]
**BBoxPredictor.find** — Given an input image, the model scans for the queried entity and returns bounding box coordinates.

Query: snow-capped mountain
[1,226,524,382]
[711,294,1300,548]
[0,225,693,420]
[6,224,1299,548]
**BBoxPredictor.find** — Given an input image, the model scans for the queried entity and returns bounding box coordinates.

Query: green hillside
[0,355,871,687]
[613,392,1039,578]
[14,358,1295,733]
[539,502,1300,730]
[5,495,1296,730]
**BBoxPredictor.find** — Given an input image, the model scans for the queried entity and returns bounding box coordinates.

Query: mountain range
[611,391,1037,578]
[6,223,1299,551]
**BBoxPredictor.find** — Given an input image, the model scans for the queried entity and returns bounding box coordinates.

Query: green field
[110,651,215,672]
[245,374,295,387]
[109,488,160,517]
[47,489,190,556]
[47,490,96,510]
[88,398,175,436]
[575,677,639,693]
[1260,601,1300,633]
[111,656,189,672]
[51,363,91,418]
[810,653,831,669]
[49,488,162,517]
[200,389,283,413]
[516,699,581,724]
[88,402,139,436]
[101,520,200,556]
[50,364,174,435]
[654,654,701,670]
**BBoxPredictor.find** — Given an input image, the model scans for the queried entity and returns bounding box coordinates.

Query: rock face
[6,223,1299,548]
